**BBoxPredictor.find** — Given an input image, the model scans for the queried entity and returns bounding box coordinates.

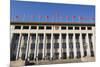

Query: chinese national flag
[66,16,69,19]
[92,17,95,20]
[16,16,20,18]
[45,16,49,19]
[38,16,42,19]
[32,16,34,18]
[72,16,76,19]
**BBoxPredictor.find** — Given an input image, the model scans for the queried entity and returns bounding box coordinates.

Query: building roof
[11,22,95,26]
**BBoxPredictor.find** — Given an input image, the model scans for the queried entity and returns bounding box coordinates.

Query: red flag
[16,16,20,18]
[31,16,34,18]
[45,16,49,19]
[78,16,82,20]
[72,16,76,19]
[38,16,42,19]
[92,17,95,20]
[66,16,69,19]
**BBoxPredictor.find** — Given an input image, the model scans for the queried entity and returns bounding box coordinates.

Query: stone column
[35,33,39,63]
[59,33,62,59]
[18,34,24,59]
[27,34,32,60]
[73,33,77,58]
[16,33,22,60]
[92,33,95,56]
[34,34,37,59]
[25,33,30,60]
[86,33,91,57]
[50,33,53,60]
[43,33,46,60]
[66,34,69,58]
[79,33,84,58]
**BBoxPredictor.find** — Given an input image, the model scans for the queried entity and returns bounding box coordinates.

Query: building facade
[10,22,95,66]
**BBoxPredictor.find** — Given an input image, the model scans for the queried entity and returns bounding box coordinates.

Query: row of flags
[15,15,95,22]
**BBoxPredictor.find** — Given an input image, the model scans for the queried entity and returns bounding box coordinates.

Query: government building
[10,22,95,66]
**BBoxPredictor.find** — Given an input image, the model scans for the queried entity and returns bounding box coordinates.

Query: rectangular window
[54,43,59,49]
[69,51,74,59]
[31,26,37,29]
[39,43,43,49]
[31,43,35,49]
[81,27,86,30]
[62,43,66,48]
[39,26,44,29]
[75,27,79,30]
[87,27,92,30]
[55,26,59,30]
[62,34,66,39]
[15,26,21,29]
[47,43,51,49]
[23,26,29,29]
[77,51,81,58]
[61,26,66,30]
[46,26,52,30]
[68,27,73,30]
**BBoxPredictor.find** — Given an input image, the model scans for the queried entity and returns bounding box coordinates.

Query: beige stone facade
[10,22,95,67]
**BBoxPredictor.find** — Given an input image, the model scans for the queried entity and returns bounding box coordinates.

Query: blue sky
[10,0,95,23]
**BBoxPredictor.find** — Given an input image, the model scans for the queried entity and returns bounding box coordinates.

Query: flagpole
[22,14,25,22]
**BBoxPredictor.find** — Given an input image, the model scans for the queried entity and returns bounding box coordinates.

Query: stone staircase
[81,57,95,62]
[10,60,25,67]
[36,59,82,65]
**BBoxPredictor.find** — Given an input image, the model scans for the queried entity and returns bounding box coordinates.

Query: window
[62,43,66,48]
[69,51,74,59]
[83,50,87,57]
[68,27,73,30]
[87,27,92,30]
[88,34,92,39]
[82,34,86,39]
[61,26,66,30]
[81,27,86,30]
[39,34,44,39]
[54,34,59,39]
[46,26,52,30]
[47,43,51,49]
[91,50,94,57]
[54,43,59,49]
[54,53,59,59]
[31,43,35,49]
[75,34,80,39]
[15,26,21,29]
[38,53,42,60]
[69,34,73,39]
[21,53,25,60]
[77,51,81,58]
[31,26,37,29]
[31,34,36,39]
[47,53,50,60]
[55,26,59,30]
[76,43,80,49]
[23,26,29,29]
[75,27,79,30]
[69,43,73,49]
[39,26,44,29]
[39,43,43,49]
[46,34,51,39]
[62,34,66,39]
[29,53,34,60]
[62,52,66,59]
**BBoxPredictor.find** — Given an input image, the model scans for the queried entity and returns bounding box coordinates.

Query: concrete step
[10,60,25,67]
